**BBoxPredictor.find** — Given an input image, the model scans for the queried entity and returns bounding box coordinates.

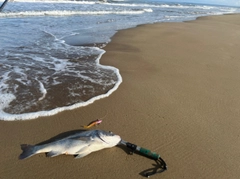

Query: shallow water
[0,0,239,120]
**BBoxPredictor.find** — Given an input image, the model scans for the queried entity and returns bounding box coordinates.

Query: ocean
[0,0,239,120]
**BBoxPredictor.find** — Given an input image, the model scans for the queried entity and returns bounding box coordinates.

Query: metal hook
[144,157,167,178]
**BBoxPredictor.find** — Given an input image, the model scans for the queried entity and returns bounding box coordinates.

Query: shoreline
[0,13,236,121]
[1,14,240,178]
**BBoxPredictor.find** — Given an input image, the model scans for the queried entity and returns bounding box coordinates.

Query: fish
[19,130,121,160]
[83,119,102,129]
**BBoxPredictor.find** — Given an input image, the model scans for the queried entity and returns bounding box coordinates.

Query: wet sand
[1,14,240,178]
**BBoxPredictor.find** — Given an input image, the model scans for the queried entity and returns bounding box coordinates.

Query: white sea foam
[0,94,16,113]
[0,71,11,93]
[0,50,123,121]
[143,8,152,13]
[14,0,96,4]
[0,10,145,17]
[36,78,47,101]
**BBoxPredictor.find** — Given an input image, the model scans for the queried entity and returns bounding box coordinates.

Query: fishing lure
[83,119,102,129]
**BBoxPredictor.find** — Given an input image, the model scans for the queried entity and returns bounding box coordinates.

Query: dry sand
[1,14,240,179]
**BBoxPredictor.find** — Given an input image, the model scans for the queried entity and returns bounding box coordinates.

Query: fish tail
[83,125,90,129]
[19,144,37,160]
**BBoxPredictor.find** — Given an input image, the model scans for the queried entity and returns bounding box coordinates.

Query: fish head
[97,130,121,147]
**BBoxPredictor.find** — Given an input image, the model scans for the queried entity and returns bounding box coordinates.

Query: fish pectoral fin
[75,151,92,159]
[46,151,62,157]
[75,146,89,154]
[74,146,91,159]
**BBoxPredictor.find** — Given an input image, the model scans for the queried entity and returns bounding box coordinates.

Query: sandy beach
[1,14,240,179]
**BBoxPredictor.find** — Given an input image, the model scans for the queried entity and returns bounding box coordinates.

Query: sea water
[0,0,239,120]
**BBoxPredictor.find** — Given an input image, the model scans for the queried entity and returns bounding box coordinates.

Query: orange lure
[83,119,102,129]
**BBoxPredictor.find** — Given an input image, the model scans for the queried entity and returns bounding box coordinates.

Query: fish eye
[109,131,113,135]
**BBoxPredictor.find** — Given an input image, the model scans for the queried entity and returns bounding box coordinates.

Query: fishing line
[98,109,108,120]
